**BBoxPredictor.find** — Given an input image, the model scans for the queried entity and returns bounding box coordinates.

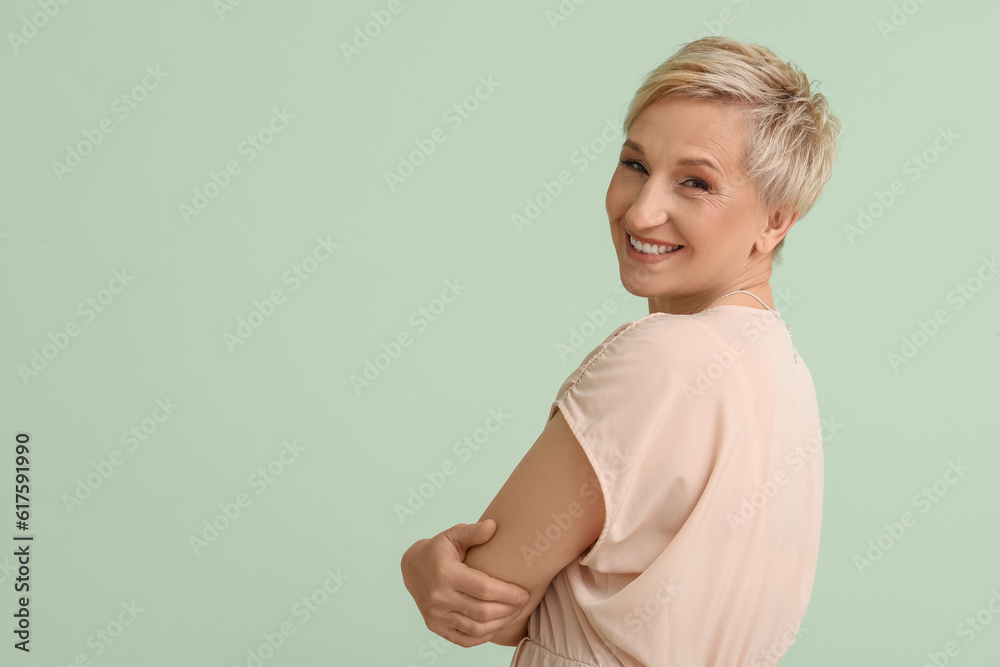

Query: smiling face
[606,96,797,315]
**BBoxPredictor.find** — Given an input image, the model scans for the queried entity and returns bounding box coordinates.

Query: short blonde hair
[623,36,841,265]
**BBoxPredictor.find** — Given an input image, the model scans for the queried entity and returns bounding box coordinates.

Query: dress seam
[562,317,651,396]
[557,315,668,568]
[519,637,601,667]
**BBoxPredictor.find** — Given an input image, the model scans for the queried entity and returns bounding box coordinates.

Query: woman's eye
[620,161,708,191]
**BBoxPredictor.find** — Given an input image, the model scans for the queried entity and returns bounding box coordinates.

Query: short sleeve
[529,308,823,667]
[548,314,727,569]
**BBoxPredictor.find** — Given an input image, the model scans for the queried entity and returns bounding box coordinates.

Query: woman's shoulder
[610,307,766,348]
[587,307,785,377]
[576,312,721,376]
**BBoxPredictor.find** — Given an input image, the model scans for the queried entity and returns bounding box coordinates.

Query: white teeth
[629,234,681,255]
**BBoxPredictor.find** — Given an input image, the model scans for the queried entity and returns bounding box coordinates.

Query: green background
[1,0,998,664]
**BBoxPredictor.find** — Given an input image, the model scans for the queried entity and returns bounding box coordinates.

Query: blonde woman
[402,36,840,666]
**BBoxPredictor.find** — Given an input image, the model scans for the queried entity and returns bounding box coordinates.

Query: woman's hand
[401,519,531,648]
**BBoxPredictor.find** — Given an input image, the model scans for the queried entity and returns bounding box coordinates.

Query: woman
[401,36,840,666]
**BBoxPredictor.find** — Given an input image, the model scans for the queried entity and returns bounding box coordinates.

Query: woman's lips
[626,237,684,263]
[625,232,684,263]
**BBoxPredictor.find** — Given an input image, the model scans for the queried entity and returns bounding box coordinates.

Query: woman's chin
[619,273,662,298]
[619,260,664,288]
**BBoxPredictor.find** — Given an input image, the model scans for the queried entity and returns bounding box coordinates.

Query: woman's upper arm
[463,406,606,642]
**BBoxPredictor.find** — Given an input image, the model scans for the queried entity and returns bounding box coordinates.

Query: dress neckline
[644,304,779,319]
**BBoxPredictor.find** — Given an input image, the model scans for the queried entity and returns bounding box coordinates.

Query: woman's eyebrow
[622,138,645,154]
[622,139,722,176]
[676,157,722,176]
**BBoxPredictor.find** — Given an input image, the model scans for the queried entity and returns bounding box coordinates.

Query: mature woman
[402,36,840,666]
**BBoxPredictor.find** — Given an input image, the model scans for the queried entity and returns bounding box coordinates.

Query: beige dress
[510,306,824,667]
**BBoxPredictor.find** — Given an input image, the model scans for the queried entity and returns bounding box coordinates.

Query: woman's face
[606,96,794,314]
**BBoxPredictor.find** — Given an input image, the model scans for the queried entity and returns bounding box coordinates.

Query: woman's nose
[626,190,670,229]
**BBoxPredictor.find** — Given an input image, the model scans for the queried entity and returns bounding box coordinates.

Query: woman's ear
[757,208,799,254]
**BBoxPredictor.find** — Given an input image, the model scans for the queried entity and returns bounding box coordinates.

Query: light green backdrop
[1,0,998,665]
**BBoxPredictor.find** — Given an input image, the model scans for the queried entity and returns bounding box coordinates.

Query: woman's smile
[624,231,686,263]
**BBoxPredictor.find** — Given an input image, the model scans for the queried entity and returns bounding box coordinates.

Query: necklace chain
[705,290,799,364]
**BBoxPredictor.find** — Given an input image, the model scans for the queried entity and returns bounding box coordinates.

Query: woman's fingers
[438,608,522,647]
[453,588,523,624]
[443,520,498,556]
[452,560,530,612]
[410,523,534,647]
[437,624,487,649]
